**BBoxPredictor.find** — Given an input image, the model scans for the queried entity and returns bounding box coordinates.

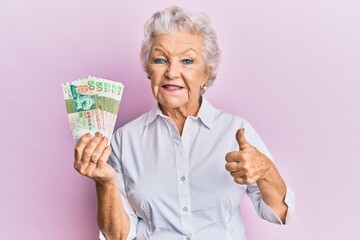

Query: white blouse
[100,98,294,240]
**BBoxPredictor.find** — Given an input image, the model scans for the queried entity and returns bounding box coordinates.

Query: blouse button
[181,176,186,181]
[183,207,188,212]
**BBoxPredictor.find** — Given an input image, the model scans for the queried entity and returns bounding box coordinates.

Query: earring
[200,85,207,95]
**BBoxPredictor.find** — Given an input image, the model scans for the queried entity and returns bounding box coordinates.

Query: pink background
[1,0,359,239]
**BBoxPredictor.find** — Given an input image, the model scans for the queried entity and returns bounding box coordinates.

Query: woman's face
[147,31,210,113]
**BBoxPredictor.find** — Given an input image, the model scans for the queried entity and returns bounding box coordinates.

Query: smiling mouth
[162,84,184,90]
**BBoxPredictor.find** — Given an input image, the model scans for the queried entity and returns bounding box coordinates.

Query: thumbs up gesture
[225,128,272,185]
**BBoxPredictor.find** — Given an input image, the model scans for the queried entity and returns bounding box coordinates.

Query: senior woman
[74,6,294,240]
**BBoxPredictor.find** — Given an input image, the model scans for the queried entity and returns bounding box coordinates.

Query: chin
[158,98,186,109]
[160,102,184,110]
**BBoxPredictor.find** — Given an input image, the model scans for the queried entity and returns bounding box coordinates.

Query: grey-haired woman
[74,6,294,240]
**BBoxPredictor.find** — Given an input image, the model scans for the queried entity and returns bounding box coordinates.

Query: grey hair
[140,6,221,88]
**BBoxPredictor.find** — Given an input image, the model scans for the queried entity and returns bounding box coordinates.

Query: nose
[165,61,180,79]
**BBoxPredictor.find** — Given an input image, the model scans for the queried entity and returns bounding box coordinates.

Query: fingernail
[95,131,102,137]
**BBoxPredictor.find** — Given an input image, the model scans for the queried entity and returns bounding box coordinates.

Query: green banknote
[62,76,124,143]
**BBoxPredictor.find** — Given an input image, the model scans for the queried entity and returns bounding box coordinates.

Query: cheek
[151,80,159,91]
[150,82,159,98]
[188,71,208,89]
[149,67,164,80]
[151,77,162,90]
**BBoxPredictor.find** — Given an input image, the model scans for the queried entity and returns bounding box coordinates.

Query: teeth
[164,85,181,89]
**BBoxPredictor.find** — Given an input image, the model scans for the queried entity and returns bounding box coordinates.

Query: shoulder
[213,107,259,139]
[201,98,250,130]
[210,103,272,157]
[212,105,250,129]
[113,108,153,138]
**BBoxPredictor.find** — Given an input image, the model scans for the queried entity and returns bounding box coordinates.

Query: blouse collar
[145,97,214,129]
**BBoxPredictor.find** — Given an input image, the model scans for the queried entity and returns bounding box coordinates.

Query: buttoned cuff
[259,186,295,225]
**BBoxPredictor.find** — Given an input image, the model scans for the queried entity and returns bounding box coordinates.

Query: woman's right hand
[74,131,115,184]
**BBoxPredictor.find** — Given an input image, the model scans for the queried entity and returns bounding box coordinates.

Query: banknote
[62,76,124,143]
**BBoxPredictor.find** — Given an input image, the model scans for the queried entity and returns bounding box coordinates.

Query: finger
[225,162,238,173]
[97,145,112,167]
[81,132,105,163]
[90,137,109,164]
[74,133,92,162]
[225,151,241,163]
[83,158,98,177]
[236,128,250,150]
[234,176,246,185]
[235,175,256,185]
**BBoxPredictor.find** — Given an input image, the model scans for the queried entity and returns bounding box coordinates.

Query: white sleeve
[247,184,295,224]
[244,121,295,224]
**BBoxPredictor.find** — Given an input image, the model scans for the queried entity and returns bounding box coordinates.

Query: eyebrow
[181,48,198,55]
[152,47,198,56]
[152,47,168,55]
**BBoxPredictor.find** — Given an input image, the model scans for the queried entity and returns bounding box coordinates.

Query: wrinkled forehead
[151,31,204,56]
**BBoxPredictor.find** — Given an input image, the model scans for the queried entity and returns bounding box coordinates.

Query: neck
[160,98,202,135]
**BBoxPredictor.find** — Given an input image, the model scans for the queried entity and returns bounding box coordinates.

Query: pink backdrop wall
[1,0,359,239]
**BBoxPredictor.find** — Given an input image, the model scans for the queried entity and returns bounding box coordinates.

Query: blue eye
[154,59,167,64]
[183,59,193,65]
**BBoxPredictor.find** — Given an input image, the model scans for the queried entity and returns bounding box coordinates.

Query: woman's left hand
[225,128,273,185]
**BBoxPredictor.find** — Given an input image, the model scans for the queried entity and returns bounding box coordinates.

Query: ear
[204,67,212,81]
[146,66,152,80]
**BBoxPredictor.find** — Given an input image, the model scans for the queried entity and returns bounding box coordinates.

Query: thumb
[236,128,249,150]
